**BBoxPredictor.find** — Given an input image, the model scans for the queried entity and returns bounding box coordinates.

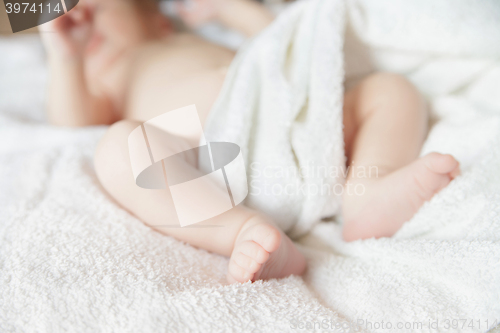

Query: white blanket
[1,0,500,332]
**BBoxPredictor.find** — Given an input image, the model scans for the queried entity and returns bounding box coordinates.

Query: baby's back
[123,33,235,136]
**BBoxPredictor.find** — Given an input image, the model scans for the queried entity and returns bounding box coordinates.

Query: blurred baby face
[92,0,151,47]
[84,0,160,78]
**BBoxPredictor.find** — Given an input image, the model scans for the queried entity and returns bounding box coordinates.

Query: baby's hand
[39,5,93,60]
[177,0,225,28]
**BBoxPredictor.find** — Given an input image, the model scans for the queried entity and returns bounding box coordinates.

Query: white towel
[203,0,346,238]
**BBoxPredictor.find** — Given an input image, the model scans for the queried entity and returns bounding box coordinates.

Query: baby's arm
[178,0,274,37]
[40,6,117,127]
[214,0,274,37]
[46,57,116,127]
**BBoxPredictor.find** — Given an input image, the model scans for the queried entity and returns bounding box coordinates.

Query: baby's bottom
[95,72,459,283]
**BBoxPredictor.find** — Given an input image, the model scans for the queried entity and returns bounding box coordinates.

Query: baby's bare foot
[342,153,460,241]
[227,219,306,283]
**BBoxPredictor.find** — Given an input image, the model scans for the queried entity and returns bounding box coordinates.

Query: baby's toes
[227,261,253,283]
[227,240,271,283]
[423,153,460,176]
[237,240,270,264]
[249,223,282,253]
[233,252,262,274]
[448,162,461,179]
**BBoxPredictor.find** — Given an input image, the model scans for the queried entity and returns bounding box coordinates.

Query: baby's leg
[95,120,305,283]
[342,73,460,241]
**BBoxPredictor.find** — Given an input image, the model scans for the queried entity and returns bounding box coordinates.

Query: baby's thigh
[95,120,191,226]
[341,73,420,158]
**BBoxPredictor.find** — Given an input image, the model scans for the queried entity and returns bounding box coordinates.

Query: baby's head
[83,0,171,77]
[89,0,169,46]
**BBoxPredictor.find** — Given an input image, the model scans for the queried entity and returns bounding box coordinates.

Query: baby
[41,0,460,283]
